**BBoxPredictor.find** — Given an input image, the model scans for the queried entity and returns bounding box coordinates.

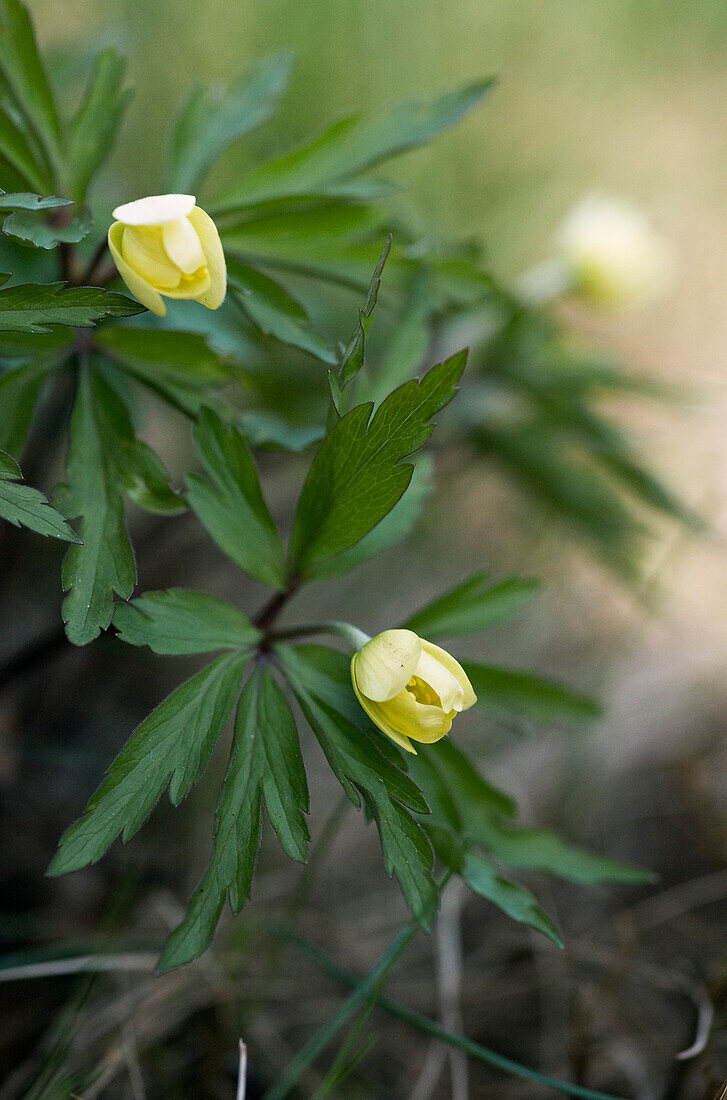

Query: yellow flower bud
[351,629,476,754]
[108,194,226,318]
[558,195,673,309]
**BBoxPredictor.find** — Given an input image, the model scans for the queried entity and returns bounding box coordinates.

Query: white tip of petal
[112,194,196,226]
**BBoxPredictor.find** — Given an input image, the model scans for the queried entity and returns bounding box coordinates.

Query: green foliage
[58,365,184,646]
[0,448,80,541]
[3,205,92,249]
[0,191,70,212]
[0,356,56,454]
[404,572,539,638]
[48,650,249,876]
[460,852,562,946]
[289,351,466,576]
[463,662,603,725]
[166,53,292,194]
[159,666,308,970]
[186,407,287,589]
[0,275,144,334]
[68,49,132,201]
[112,589,259,655]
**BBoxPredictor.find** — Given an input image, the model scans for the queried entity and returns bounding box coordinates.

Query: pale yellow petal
[162,217,206,274]
[420,640,477,710]
[352,629,422,702]
[381,688,454,743]
[352,675,416,754]
[188,206,226,310]
[414,647,465,712]
[121,226,181,290]
[108,222,166,317]
[112,193,195,225]
[162,269,212,299]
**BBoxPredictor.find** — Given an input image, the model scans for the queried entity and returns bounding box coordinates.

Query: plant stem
[80,237,111,286]
[277,931,628,1100]
[269,621,370,650]
[253,577,301,633]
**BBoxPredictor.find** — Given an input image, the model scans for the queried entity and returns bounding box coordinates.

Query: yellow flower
[557,194,673,309]
[351,629,476,754]
[108,194,226,318]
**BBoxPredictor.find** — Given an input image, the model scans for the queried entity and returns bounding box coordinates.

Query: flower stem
[268,621,370,650]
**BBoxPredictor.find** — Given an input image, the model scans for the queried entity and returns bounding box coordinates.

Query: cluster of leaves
[0,0,662,970]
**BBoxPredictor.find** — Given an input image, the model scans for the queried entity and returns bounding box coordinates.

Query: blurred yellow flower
[558,194,673,309]
[108,194,226,317]
[351,629,476,754]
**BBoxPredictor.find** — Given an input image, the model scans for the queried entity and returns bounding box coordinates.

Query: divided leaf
[186,407,287,589]
[159,665,309,970]
[167,53,292,194]
[290,350,466,575]
[462,662,602,726]
[214,79,493,211]
[404,573,539,638]
[48,651,248,876]
[3,205,92,249]
[0,356,56,455]
[0,191,71,212]
[0,276,144,334]
[279,644,437,927]
[460,852,562,946]
[113,589,259,656]
[0,449,80,541]
[59,365,184,646]
[68,48,133,200]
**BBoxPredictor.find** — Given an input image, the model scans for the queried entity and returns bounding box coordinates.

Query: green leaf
[59,365,184,646]
[0,190,70,212]
[365,269,431,405]
[460,852,562,946]
[214,79,493,211]
[412,739,516,832]
[279,644,437,926]
[0,448,80,541]
[228,259,337,364]
[0,109,51,192]
[479,821,655,886]
[96,326,238,415]
[158,664,308,970]
[404,573,539,638]
[328,236,391,416]
[237,411,323,452]
[289,350,466,576]
[113,589,259,656]
[0,0,63,182]
[48,651,247,877]
[3,205,92,249]
[312,454,432,579]
[0,276,144,334]
[166,53,292,194]
[0,356,55,454]
[462,663,602,726]
[67,48,133,200]
[186,407,287,589]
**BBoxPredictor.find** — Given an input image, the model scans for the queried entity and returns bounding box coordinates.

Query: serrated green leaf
[479,821,655,886]
[3,205,92,249]
[48,651,247,877]
[68,48,133,200]
[0,448,80,542]
[312,454,432,580]
[113,589,259,656]
[289,350,466,575]
[460,852,562,946]
[0,0,63,183]
[0,356,54,454]
[462,663,602,726]
[413,739,516,830]
[365,269,432,406]
[60,365,184,646]
[328,236,391,417]
[167,53,292,194]
[228,259,337,364]
[158,664,308,970]
[96,326,239,415]
[0,278,144,334]
[214,79,493,212]
[279,644,437,925]
[0,190,70,212]
[186,407,286,589]
[403,574,539,638]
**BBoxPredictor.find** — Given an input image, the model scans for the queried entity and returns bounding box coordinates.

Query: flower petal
[420,640,477,710]
[122,226,182,290]
[352,675,416,754]
[352,629,422,702]
[188,206,226,310]
[161,217,206,274]
[371,688,454,745]
[108,222,165,317]
[112,193,195,225]
[415,647,466,712]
